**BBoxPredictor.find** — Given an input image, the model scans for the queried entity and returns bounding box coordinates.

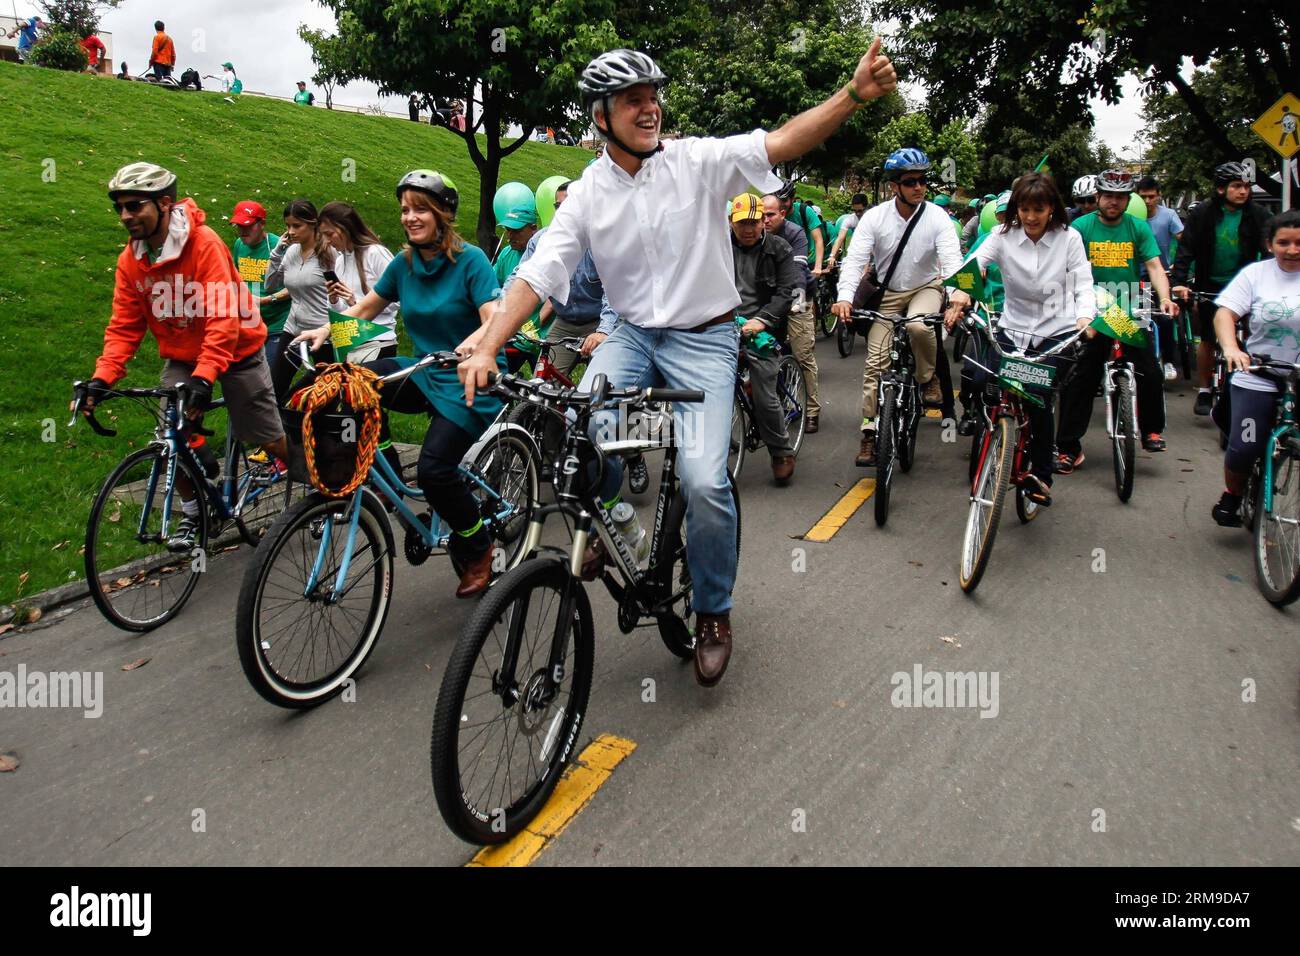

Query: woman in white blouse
[944,173,1094,505]
[318,202,399,363]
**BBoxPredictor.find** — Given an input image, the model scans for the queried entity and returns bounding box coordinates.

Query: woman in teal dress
[294,170,506,597]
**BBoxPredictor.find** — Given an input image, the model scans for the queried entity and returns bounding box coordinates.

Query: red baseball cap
[230,200,267,226]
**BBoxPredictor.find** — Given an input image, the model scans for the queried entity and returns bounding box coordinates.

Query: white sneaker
[1163,362,1177,382]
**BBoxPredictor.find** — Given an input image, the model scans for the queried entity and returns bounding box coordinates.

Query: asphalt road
[3,333,1298,866]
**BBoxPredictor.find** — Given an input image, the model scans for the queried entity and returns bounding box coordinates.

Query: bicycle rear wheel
[1112,376,1136,502]
[776,355,807,457]
[1254,444,1300,606]
[874,387,898,527]
[467,430,540,573]
[235,491,394,708]
[85,447,209,632]
[231,444,296,546]
[652,473,742,659]
[960,415,1014,593]
[431,558,594,845]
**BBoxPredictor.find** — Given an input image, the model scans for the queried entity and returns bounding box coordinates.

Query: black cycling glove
[179,376,213,413]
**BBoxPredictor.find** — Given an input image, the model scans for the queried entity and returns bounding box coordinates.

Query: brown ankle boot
[455,546,495,598]
[855,431,876,467]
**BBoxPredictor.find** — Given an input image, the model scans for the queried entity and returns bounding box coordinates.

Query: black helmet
[775,180,798,202]
[1214,162,1249,187]
[578,50,667,107]
[395,169,459,219]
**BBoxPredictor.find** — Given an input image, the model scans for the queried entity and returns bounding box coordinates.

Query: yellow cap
[730,193,763,223]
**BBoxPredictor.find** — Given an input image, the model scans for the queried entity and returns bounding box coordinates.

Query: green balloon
[535,175,569,228]
[493,181,535,227]
[980,198,999,233]
[1126,192,1148,220]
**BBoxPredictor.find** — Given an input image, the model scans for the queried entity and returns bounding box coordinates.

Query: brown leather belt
[684,310,734,333]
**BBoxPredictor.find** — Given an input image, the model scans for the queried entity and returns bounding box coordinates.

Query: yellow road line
[803,478,875,542]
[466,734,637,867]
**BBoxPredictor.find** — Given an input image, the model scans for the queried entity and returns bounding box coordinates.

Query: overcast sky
[16,0,1148,149]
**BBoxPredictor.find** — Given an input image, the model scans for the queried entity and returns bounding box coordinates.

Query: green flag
[944,257,986,303]
[1090,301,1149,348]
[329,309,388,361]
[1034,153,1050,172]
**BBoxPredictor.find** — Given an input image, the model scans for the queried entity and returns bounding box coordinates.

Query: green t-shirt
[493,244,547,346]
[1210,208,1243,285]
[372,244,505,435]
[967,229,1004,312]
[293,89,314,105]
[791,201,824,264]
[1071,212,1161,290]
[233,232,290,335]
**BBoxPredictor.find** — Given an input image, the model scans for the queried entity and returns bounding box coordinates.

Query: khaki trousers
[860,282,943,425]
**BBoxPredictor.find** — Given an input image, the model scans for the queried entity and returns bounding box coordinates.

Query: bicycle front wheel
[776,354,807,457]
[1254,443,1300,606]
[874,386,898,527]
[1112,376,1136,502]
[431,558,594,845]
[728,394,748,480]
[235,491,394,708]
[837,319,855,357]
[960,415,1014,593]
[85,447,209,632]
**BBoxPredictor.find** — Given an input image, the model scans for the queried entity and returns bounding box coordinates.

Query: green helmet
[107,162,178,199]
[396,169,459,218]
[933,194,951,208]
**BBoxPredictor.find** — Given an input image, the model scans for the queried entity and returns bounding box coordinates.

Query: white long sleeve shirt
[513,129,782,329]
[836,198,963,302]
[971,224,1095,340]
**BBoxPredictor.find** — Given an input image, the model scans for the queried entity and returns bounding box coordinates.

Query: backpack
[793,199,831,253]
[179,68,201,90]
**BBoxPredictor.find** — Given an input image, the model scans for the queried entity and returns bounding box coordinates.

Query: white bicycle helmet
[1072,174,1098,200]
[107,162,178,199]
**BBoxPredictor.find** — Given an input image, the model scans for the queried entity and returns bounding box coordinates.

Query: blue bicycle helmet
[883,147,931,180]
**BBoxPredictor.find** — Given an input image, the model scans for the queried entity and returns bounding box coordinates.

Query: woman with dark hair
[943,172,1094,504]
[293,171,507,598]
[264,199,335,398]
[1209,209,1300,527]
[318,201,399,363]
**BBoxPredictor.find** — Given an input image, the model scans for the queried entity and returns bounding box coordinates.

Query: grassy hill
[0,61,596,608]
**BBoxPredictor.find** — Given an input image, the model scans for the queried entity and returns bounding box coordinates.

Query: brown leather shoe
[855,431,876,467]
[771,455,795,485]
[921,377,944,408]
[805,415,819,434]
[579,537,607,582]
[455,545,496,598]
[693,612,733,687]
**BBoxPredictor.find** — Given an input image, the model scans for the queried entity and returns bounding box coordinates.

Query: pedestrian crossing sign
[1251,93,1300,159]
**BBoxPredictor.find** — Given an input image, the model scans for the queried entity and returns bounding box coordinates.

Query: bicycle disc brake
[404,512,434,566]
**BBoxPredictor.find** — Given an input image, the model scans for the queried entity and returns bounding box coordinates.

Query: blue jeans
[582,321,739,615]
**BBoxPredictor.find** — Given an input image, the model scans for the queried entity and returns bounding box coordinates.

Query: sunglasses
[897,177,927,188]
[112,199,151,214]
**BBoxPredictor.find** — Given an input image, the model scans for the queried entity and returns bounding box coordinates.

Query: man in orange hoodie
[149,20,175,82]
[80,162,287,548]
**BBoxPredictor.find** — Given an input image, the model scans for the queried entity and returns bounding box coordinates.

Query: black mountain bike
[853,309,944,526]
[431,372,741,845]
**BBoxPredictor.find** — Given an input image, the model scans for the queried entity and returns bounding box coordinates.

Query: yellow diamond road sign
[1251,93,1300,160]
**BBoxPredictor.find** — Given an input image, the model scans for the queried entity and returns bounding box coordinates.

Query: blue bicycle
[234,346,541,709]
[70,380,296,632]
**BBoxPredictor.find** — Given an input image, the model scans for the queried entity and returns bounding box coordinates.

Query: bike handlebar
[295,340,463,384]
[960,312,1087,360]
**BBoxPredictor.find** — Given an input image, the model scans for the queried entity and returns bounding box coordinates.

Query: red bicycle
[958,312,1085,593]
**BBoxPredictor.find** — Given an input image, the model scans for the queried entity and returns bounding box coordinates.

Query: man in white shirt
[832,148,962,466]
[458,44,897,686]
